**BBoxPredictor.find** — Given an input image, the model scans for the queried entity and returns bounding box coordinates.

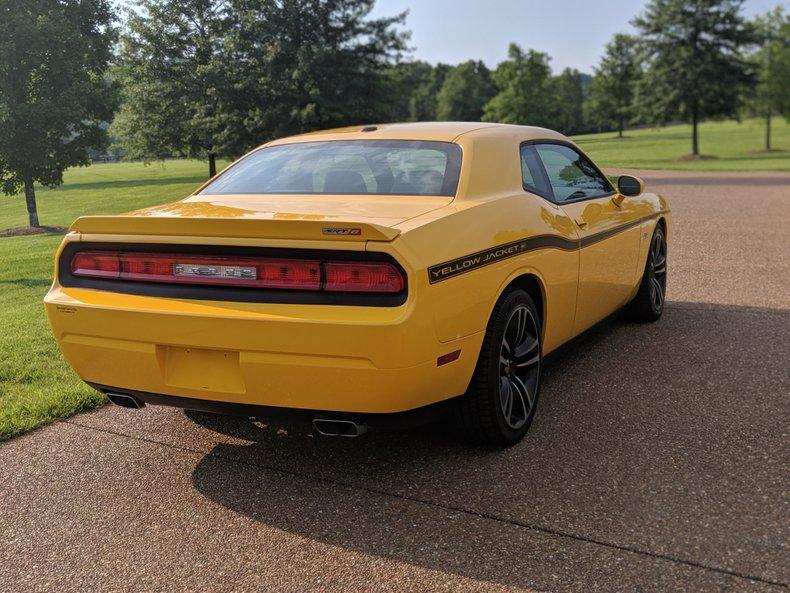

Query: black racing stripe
[427,213,665,284]
[428,234,578,284]
[579,213,662,248]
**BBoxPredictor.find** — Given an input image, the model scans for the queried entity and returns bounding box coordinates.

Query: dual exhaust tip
[105,392,145,409]
[312,418,367,438]
[105,391,366,437]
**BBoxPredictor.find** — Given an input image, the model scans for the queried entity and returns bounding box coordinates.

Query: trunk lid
[70,194,451,242]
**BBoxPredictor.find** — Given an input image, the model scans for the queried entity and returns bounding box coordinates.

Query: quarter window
[519,144,552,197]
[534,144,612,202]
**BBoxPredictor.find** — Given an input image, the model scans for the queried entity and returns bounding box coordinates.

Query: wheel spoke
[513,335,540,368]
[651,277,664,308]
[511,375,532,414]
[500,377,512,421]
[513,308,527,347]
[653,235,662,260]
[514,353,540,369]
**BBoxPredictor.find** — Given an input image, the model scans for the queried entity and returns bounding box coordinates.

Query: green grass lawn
[1,118,788,440]
[0,159,222,440]
[0,158,225,230]
[0,234,106,439]
[575,117,790,171]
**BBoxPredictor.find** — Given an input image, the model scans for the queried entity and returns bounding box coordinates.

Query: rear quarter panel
[397,193,579,354]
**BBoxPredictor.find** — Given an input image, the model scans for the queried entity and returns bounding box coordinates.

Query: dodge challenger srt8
[44,122,669,446]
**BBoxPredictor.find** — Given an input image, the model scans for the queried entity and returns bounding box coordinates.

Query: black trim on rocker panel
[59,242,408,307]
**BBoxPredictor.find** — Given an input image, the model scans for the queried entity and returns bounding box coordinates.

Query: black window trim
[519,139,616,205]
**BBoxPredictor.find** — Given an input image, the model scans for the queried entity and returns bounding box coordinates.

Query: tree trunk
[208,153,217,178]
[618,116,624,138]
[765,112,772,151]
[24,179,40,228]
[691,110,699,156]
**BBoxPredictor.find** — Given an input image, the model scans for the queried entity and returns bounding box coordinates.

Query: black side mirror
[617,175,645,197]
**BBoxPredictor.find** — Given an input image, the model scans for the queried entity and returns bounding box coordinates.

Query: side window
[519,144,552,198]
[534,144,612,202]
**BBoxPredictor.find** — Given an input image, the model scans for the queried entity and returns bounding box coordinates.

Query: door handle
[575,218,588,229]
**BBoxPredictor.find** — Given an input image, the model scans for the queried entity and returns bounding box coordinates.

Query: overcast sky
[370,0,786,73]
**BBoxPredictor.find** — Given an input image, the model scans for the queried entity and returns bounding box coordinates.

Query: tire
[455,289,542,447]
[627,224,667,322]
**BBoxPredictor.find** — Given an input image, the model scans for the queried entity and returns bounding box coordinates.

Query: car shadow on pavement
[186,302,789,591]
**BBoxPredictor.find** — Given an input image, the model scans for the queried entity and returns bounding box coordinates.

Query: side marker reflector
[437,350,461,366]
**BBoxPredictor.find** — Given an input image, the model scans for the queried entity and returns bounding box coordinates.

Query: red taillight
[69,251,404,294]
[71,252,120,278]
[115,254,321,290]
[324,261,404,293]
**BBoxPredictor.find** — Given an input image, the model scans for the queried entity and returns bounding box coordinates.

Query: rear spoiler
[69,216,400,242]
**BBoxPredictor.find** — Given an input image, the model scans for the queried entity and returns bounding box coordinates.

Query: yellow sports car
[45,122,669,446]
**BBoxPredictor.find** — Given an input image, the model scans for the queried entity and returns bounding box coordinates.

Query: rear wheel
[455,289,541,446]
[628,224,667,322]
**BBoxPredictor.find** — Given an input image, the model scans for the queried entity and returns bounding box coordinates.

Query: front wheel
[627,224,667,322]
[455,289,542,446]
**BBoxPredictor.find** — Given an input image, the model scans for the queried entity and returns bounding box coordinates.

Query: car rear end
[44,137,482,422]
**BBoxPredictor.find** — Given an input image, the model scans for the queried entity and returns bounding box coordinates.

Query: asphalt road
[2,170,789,592]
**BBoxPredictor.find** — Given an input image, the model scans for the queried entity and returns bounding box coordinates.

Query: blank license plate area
[162,346,245,394]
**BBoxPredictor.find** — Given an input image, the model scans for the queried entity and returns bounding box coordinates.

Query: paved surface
[2,170,789,592]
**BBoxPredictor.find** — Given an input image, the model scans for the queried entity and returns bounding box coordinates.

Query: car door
[531,142,640,334]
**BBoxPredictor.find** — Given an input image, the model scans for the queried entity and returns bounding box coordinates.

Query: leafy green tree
[387,61,442,121]
[114,1,405,176]
[0,0,117,228]
[226,0,408,148]
[483,44,556,127]
[113,1,232,178]
[436,60,495,121]
[552,68,585,134]
[749,7,790,150]
[387,60,435,121]
[633,0,755,156]
[409,63,451,121]
[588,34,640,137]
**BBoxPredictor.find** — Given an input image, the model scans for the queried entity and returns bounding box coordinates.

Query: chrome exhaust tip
[105,392,145,409]
[312,418,367,437]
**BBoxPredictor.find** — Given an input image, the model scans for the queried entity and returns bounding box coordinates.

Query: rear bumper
[45,285,483,414]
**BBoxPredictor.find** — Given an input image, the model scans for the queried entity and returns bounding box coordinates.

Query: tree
[588,34,640,137]
[749,7,790,151]
[409,63,451,121]
[225,0,408,148]
[0,0,117,228]
[387,61,450,121]
[482,44,556,127]
[552,68,585,134]
[388,61,433,121]
[113,1,233,178]
[436,60,495,121]
[633,0,755,156]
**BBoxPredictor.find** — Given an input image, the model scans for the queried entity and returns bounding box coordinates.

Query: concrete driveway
[2,170,788,592]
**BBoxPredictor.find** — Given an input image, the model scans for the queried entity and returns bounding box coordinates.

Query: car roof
[264,122,569,146]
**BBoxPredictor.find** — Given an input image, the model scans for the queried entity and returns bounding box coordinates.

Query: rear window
[200,140,463,197]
